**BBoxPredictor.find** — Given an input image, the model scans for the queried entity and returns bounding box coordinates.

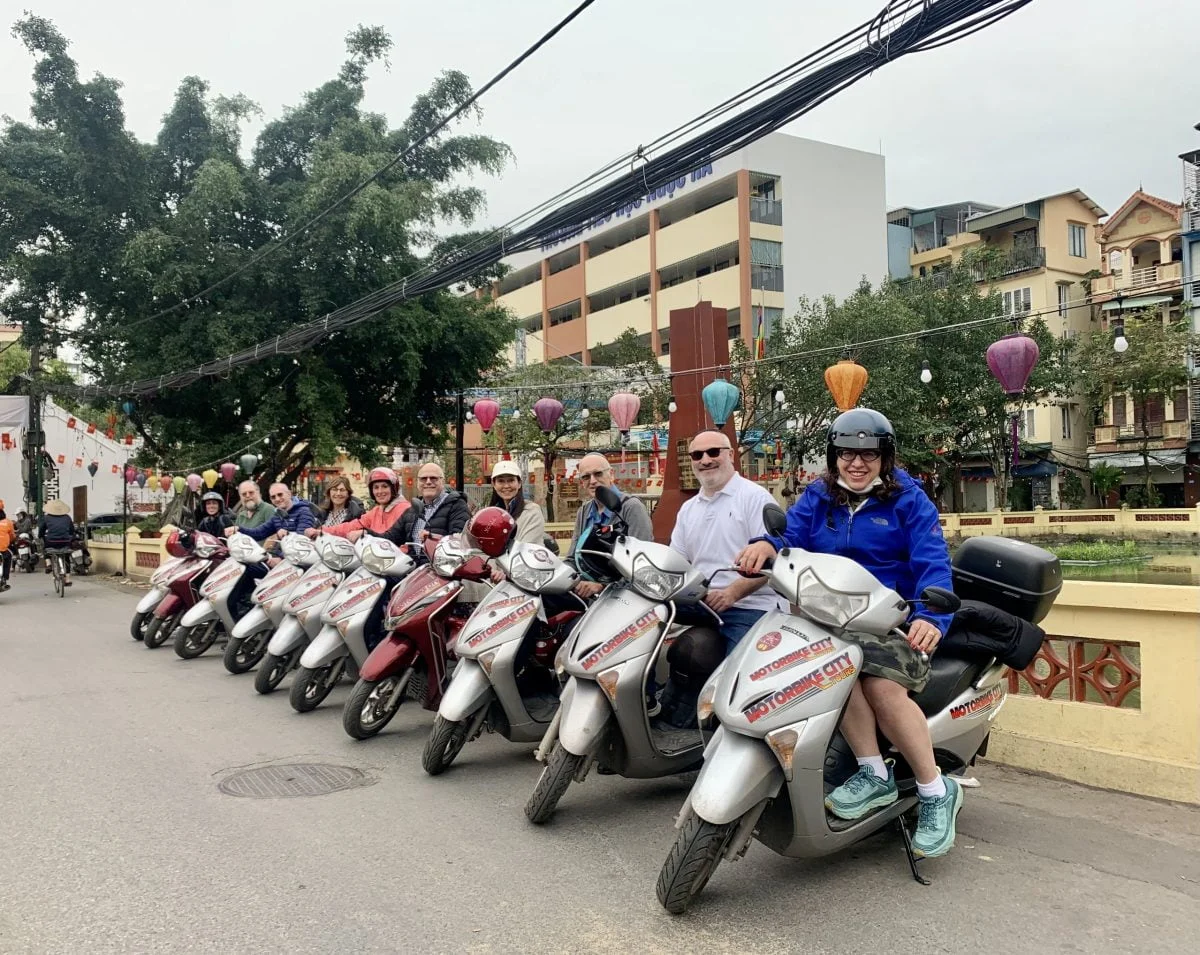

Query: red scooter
[143,531,229,649]
[341,535,490,740]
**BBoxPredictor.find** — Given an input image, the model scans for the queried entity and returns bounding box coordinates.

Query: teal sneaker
[825,764,898,820]
[911,775,963,858]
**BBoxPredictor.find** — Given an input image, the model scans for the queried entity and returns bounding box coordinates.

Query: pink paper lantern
[473,398,500,434]
[219,462,237,483]
[986,333,1040,396]
[608,391,641,436]
[186,473,203,492]
[124,466,137,484]
[533,397,564,435]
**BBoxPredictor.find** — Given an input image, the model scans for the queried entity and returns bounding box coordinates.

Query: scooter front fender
[267,616,306,657]
[136,587,166,615]
[299,624,348,670]
[358,634,419,683]
[557,679,612,758]
[438,659,494,723]
[231,605,271,641]
[689,726,784,826]
[180,599,217,629]
[154,593,183,620]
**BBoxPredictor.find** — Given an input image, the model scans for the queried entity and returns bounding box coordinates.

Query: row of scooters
[127,488,1029,913]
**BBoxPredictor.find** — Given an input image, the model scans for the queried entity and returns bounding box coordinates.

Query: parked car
[84,513,129,539]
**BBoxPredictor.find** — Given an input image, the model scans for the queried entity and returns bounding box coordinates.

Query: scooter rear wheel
[143,613,179,649]
[222,628,271,675]
[422,714,471,776]
[524,742,584,825]
[655,811,737,915]
[342,674,406,740]
[289,660,345,713]
[254,651,296,695]
[174,622,220,659]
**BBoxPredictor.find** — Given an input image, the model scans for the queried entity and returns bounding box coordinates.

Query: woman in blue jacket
[736,408,962,859]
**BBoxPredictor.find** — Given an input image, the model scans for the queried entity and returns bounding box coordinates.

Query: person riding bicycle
[39,500,76,587]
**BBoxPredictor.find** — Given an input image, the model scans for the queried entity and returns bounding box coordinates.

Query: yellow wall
[586,236,652,294]
[656,265,740,315]
[655,199,739,270]
[587,297,653,349]
[1042,193,1104,275]
[496,281,543,324]
[988,580,1199,804]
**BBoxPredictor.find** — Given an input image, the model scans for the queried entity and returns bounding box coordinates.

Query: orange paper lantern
[824,359,869,412]
[112,465,119,474]
[57,454,65,464]
[66,416,77,429]
[86,423,96,434]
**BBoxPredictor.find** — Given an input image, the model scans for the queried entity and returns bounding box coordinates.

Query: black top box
[951,537,1062,624]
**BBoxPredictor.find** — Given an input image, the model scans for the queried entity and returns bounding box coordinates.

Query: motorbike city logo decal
[950,685,1004,720]
[484,595,533,616]
[755,631,782,652]
[748,637,836,682]
[467,600,538,647]
[330,580,383,617]
[581,610,659,671]
[259,570,303,601]
[287,576,336,608]
[742,652,857,724]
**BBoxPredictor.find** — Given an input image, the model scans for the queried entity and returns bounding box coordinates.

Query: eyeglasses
[689,447,728,461]
[836,449,881,463]
[578,469,609,482]
[269,493,288,500]
[418,476,442,483]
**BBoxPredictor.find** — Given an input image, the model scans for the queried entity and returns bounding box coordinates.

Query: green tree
[0,16,515,483]
[1072,311,1196,503]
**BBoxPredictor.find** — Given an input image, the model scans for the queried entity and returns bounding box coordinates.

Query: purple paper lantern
[986,333,1040,467]
[532,397,565,435]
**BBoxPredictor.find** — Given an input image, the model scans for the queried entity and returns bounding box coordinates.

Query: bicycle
[46,547,71,598]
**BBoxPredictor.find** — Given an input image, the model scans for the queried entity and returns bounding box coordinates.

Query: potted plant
[136,513,164,538]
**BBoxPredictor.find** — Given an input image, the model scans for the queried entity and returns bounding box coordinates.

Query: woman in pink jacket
[306,467,409,540]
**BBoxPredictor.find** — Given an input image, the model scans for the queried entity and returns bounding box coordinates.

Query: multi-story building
[1182,144,1200,507]
[1086,190,1192,506]
[491,132,886,368]
[888,191,1107,510]
[0,320,19,347]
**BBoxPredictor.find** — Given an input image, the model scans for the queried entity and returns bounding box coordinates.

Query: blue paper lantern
[121,400,135,415]
[702,379,740,427]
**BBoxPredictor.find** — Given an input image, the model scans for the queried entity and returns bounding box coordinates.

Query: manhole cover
[218,763,371,798]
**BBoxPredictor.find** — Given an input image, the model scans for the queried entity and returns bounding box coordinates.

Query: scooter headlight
[766,721,807,782]
[696,682,718,723]
[796,568,868,629]
[554,641,571,676]
[630,553,685,602]
[508,553,554,592]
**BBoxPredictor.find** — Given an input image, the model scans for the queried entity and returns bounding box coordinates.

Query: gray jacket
[567,492,653,568]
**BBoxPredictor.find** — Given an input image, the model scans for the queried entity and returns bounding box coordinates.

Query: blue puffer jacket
[241,499,318,541]
[759,469,955,635]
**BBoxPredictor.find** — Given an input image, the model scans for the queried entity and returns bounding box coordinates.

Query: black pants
[1,550,10,581]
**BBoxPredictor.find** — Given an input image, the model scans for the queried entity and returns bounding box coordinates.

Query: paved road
[1,573,1197,954]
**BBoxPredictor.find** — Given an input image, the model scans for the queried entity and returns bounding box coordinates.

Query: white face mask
[836,476,883,495]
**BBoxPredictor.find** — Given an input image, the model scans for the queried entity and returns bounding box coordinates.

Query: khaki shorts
[850,630,931,693]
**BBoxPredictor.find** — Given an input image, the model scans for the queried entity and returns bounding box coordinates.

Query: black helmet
[826,408,896,472]
[201,491,224,505]
[573,522,621,585]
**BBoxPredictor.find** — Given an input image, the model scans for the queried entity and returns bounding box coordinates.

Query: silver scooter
[524,487,724,824]
[173,533,269,659]
[423,539,585,775]
[288,535,415,713]
[655,505,1004,914]
[222,533,315,674]
[254,534,355,695]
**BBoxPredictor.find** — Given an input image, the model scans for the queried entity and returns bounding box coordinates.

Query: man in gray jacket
[567,452,653,599]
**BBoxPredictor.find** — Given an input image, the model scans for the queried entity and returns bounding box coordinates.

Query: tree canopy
[0,15,516,481]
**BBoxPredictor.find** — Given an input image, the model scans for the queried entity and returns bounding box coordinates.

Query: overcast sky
[2,0,1198,229]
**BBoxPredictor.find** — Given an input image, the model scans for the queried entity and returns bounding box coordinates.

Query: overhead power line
[61,0,1035,399]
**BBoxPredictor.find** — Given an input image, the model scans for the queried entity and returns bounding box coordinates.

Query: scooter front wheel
[174,622,219,659]
[422,714,472,776]
[342,674,406,740]
[289,660,345,713]
[143,613,180,649]
[655,811,737,915]
[524,742,584,825]
[222,628,271,675]
[131,612,150,641]
[254,651,297,695]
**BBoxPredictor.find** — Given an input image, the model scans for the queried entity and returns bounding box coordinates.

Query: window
[1060,406,1073,441]
[1002,287,1032,315]
[1172,388,1189,421]
[1017,408,1036,439]
[1112,396,1127,427]
[1068,223,1087,258]
[750,239,783,295]
[1057,283,1071,317]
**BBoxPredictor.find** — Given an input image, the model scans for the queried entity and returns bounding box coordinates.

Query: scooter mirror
[920,585,961,614]
[594,484,622,515]
[762,504,788,537]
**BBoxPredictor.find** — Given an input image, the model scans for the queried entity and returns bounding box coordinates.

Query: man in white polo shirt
[669,428,782,656]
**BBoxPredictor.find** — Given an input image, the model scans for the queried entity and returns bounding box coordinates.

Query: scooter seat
[910,653,991,716]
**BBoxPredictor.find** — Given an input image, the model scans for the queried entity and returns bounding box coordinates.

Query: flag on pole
[650,431,661,475]
[754,305,766,359]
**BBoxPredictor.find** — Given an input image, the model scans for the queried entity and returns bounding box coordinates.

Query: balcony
[749,197,783,226]
[971,246,1045,280]
[1091,261,1183,298]
[1092,420,1189,446]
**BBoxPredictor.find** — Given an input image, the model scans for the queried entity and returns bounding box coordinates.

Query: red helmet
[368,466,399,499]
[166,530,190,558]
[467,506,516,558]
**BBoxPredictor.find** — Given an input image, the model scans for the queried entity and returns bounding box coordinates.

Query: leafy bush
[1048,540,1146,562]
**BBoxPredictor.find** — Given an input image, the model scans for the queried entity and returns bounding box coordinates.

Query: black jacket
[942,599,1046,670]
[38,513,75,547]
[197,510,237,537]
[380,492,471,549]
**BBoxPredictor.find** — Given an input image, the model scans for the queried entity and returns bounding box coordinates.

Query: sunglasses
[836,449,881,463]
[418,476,442,483]
[689,447,728,461]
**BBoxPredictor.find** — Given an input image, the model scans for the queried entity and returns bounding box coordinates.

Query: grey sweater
[567,493,653,566]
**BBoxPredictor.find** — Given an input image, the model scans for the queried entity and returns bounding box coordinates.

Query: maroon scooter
[143,531,229,649]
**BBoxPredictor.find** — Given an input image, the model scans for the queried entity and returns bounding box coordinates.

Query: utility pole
[25,338,45,520]
[454,392,465,491]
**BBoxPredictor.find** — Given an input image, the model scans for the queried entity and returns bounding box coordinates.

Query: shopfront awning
[1088,449,1186,469]
[1101,295,1174,311]
[1012,460,1058,478]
